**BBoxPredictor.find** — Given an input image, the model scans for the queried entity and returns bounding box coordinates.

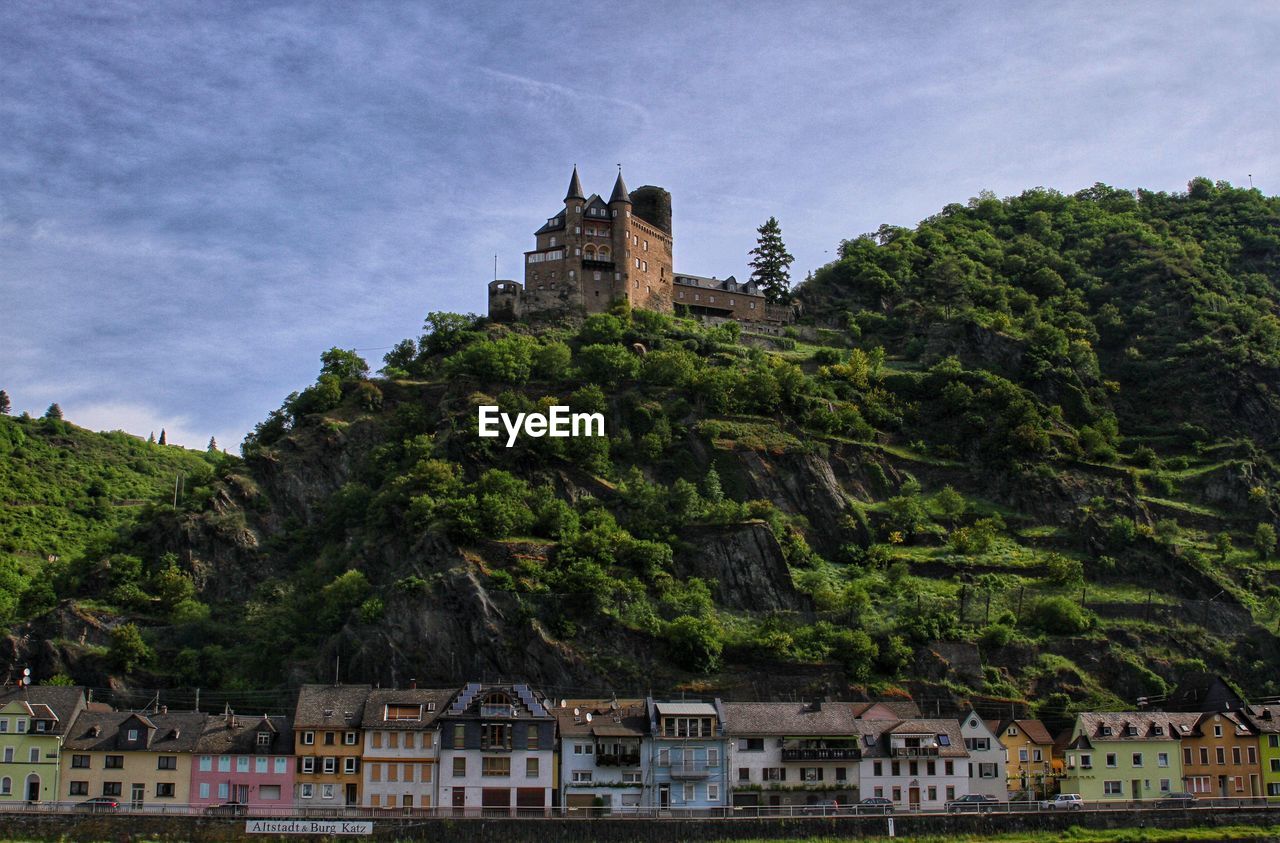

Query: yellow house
[60,710,207,807]
[293,684,370,808]
[994,718,1057,799]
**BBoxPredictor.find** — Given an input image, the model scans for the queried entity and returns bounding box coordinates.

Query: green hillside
[3,178,1279,722]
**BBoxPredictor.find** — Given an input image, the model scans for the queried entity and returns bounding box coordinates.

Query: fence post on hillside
[985,592,991,625]
[1016,587,1024,621]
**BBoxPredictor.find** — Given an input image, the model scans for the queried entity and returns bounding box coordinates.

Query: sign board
[246,820,373,835]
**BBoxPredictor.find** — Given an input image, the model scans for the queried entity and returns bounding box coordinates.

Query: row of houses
[2,676,1277,814]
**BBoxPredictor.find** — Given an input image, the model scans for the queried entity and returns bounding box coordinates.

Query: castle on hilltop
[489,167,792,326]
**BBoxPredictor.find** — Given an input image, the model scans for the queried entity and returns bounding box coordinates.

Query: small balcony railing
[781,748,861,761]
[582,259,615,271]
[666,761,712,780]
[891,746,940,758]
[595,752,641,768]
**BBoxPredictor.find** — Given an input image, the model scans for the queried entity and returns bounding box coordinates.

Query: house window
[1105,753,1117,767]
[452,757,466,777]
[873,761,882,776]
[1081,754,1093,769]
[482,757,510,777]
[301,757,315,773]
[127,729,138,742]
[218,783,229,800]
[762,768,785,781]
[16,720,26,733]
[1217,747,1226,765]
[257,732,271,747]
[979,763,998,778]
[1158,753,1169,767]
[526,757,539,778]
[0,778,11,796]
[302,731,314,745]
[571,770,592,783]
[156,783,175,798]
[218,756,231,772]
[1161,778,1172,792]
[321,784,335,800]
[70,781,88,796]
[324,732,335,746]
[707,748,720,767]
[1019,748,1029,762]
[300,783,314,799]
[237,757,250,772]
[1200,747,1210,765]
[157,756,177,770]
[322,757,336,774]
[344,732,357,745]
[453,724,465,746]
[623,771,640,784]
[1104,780,1122,795]
[1132,753,1143,767]
[1033,749,1043,761]
[526,727,540,750]
[103,782,122,797]
[1232,747,1242,765]
[256,757,268,774]
[738,767,750,782]
[708,783,719,802]
[1184,747,1194,765]
[72,754,90,769]
[1214,725,1223,738]
[683,783,696,801]
[344,757,357,774]
[104,756,124,769]
[275,757,287,775]
[260,785,281,801]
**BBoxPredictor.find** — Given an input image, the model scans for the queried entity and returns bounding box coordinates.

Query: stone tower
[510,167,674,318]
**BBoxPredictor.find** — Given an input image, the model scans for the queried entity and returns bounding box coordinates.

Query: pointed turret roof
[565,166,585,202]
[609,170,631,205]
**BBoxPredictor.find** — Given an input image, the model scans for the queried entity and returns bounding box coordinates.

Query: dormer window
[1125,725,1138,736]
[257,732,271,747]
[1101,726,1113,736]
[1153,726,1164,735]
[127,729,138,742]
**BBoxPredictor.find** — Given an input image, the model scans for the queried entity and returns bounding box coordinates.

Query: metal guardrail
[0,797,1275,820]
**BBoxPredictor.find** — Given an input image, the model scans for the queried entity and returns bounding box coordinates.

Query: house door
[1219,776,1228,797]
[131,783,145,808]
[345,783,357,805]
[908,787,920,810]
[1131,779,1141,801]
[236,784,249,803]
[452,787,466,815]
[659,783,670,810]
[25,775,39,802]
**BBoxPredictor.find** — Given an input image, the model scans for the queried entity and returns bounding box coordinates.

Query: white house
[359,687,454,810]
[554,699,647,814]
[958,709,1008,800]
[723,701,861,811]
[855,719,971,812]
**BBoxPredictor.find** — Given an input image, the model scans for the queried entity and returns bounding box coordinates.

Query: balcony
[595,751,641,768]
[891,746,940,758]
[582,259,615,271]
[666,761,713,780]
[782,748,861,761]
[480,704,514,718]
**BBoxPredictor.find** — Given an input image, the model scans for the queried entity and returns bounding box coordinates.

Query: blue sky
[2,1,1276,451]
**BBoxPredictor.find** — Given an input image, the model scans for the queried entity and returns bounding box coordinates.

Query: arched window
[583,245,596,260]
[0,777,10,795]
[598,245,611,260]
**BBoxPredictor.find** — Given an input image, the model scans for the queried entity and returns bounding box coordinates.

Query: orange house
[1178,710,1262,798]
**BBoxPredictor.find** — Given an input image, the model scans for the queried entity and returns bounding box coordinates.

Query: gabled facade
[555,699,647,815]
[855,719,970,811]
[995,718,1057,799]
[436,683,556,816]
[0,685,86,803]
[1178,710,1261,798]
[292,684,370,807]
[645,699,728,811]
[1243,704,1280,800]
[723,701,860,810]
[958,711,1007,800]
[60,709,206,807]
[1060,712,1195,802]
[1167,673,1246,713]
[360,687,454,811]
[191,711,294,809]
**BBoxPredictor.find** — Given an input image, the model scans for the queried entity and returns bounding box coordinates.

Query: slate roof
[555,699,646,739]
[195,714,293,755]
[361,688,456,730]
[722,701,860,736]
[565,166,585,202]
[63,710,207,753]
[1167,672,1245,712]
[673,274,759,295]
[0,685,86,735]
[851,700,923,719]
[293,684,371,729]
[850,719,969,759]
[1073,711,1201,742]
[535,209,566,235]
[609,171,630,204]
[1243,705,1280,735]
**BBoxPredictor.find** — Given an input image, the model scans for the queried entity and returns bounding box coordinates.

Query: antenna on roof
[494,254,498,282]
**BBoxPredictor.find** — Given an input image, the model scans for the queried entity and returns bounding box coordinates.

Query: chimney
[410,679,417,690]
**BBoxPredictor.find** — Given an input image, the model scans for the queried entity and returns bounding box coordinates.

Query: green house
[0,686,86,803]
[1060,711,1200,803]
[1244,704,1280,801]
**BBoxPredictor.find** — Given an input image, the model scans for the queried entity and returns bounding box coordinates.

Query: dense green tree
[0,390,9,415]
[749,216,795,303]
[44,403,63,420]
[1255,523,1277,560]
[320,347,370,381]
[665,615,723,672]
[108,624,153,672]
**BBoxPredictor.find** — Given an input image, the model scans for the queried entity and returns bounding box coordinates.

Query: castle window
[709,296,715,303]
[749,302,756,309]
[576,206,581,213]
[593,272,601,281]
[550,237,557,247]
[584,245,596,259]
[729,298,736,305]
[599,246,611,259]
[643,240,648,251]
[694,294,700,301]
[569,271,575,279]
[678,291,684,299]
[633,235,638,245]
[575,248,580,255]
[575,227,580,234]
[641,260,647,271]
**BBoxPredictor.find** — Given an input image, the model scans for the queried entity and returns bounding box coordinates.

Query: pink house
[191,712,294,812]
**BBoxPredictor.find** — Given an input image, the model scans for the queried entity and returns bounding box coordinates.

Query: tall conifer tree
[749,216,795,303]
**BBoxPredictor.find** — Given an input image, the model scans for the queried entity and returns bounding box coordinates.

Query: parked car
[205,802,249,816]
[75,797,121,813]
[803,799,843,815]
[946,794,998,813]
[1039,793,1084,811]
[859,797,895,814]
[1156,792,1197,808]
